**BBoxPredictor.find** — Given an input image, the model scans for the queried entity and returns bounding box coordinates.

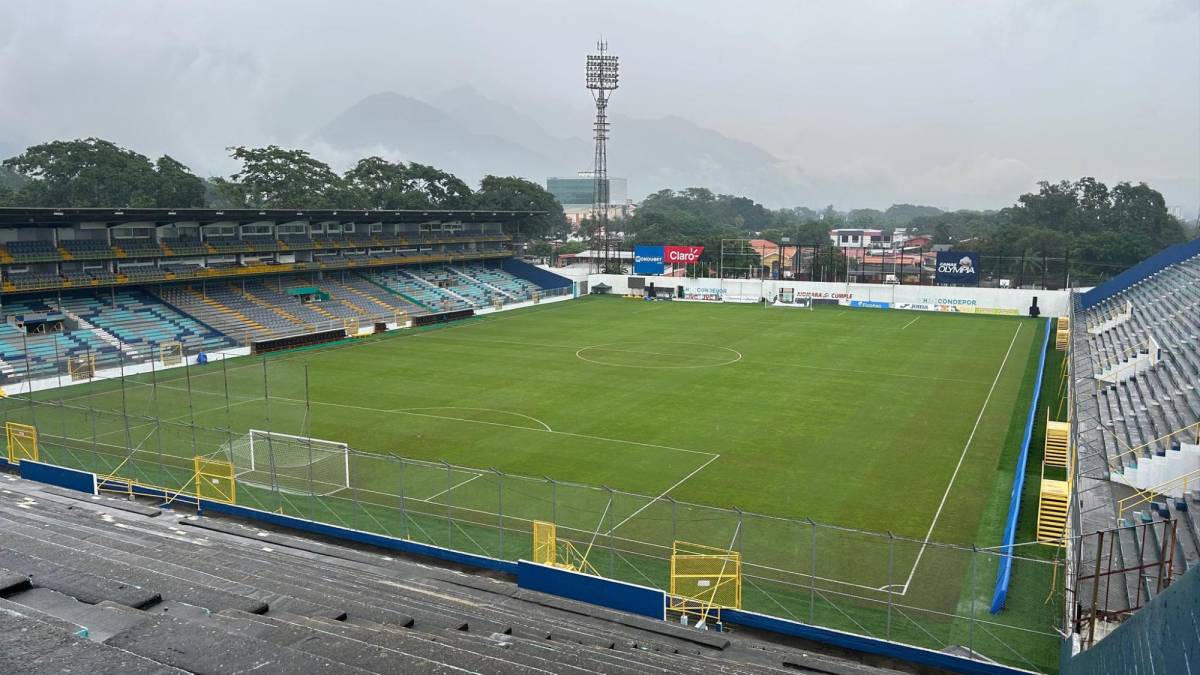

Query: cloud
[0,0,1194,214]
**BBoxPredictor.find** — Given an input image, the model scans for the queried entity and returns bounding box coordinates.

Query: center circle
[575,341,743,369]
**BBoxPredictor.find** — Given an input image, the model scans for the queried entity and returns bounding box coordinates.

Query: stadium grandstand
[0,207,571,383]
[1,206,1199,675]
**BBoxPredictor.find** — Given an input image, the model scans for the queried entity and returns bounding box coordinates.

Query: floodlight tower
[586,41,619,274]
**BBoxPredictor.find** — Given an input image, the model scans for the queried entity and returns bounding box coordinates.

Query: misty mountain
[313,92,564,182]
[312,87,806,206]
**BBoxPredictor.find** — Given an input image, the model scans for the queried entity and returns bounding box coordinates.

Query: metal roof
[0,207,544,228]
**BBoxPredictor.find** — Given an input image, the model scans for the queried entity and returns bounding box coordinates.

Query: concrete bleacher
[154,284,303,341]
[0,300,116,381]
[151,276,424,343]
[459,262,542,301]
[0,474,894,675]
[59,291,233,358]
[368,268,472,313]
[1076,252,1200,613]
[0,291,240,382]
[315,276,424,319]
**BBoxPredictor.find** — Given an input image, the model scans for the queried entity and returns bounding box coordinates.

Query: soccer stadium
[0,201,1195,675]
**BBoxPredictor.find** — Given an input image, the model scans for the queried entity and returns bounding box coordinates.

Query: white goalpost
[224,429,351,496]
[770,287,813,310]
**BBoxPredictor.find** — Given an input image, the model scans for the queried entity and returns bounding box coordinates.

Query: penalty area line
[420,472,484,502]
[604,453,721,536]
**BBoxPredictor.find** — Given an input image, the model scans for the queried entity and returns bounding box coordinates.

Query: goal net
[223,429,350,496]
[771,288,813,309]
[160,341,183,367]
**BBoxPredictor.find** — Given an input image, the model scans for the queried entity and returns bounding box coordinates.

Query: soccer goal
[160,341,183,367]
[770,288,813,310]
[223,429,350,496]
[67,354,96,381]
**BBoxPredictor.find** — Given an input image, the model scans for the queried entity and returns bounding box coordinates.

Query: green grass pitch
[2,296,1061,670]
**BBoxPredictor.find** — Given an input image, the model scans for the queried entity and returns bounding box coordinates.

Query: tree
[220,145,346,208]
[847,208,884,227]
[403,162,473,209]
[471,175,566,237]
[3,138,161,207]
[153,156,206,207]
[882,203,943,225]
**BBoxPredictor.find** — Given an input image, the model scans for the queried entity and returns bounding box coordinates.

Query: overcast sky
[0,0,1197,214]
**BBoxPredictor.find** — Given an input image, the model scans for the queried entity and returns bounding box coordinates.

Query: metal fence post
[734,507,744,555]
[668,495,677,545]
[808,519,817,624]
[493,468,504,559]
[886,532,894,641]
[968,545,977,660]
[398,455,408,540]
[605,486,615,578]
[444,460,453,548]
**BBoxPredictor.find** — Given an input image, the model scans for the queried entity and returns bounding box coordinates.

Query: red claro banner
[663,246,705,264]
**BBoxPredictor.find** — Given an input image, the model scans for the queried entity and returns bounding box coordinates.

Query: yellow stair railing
[1117,468,1200,521]
[1107,421,1200,474]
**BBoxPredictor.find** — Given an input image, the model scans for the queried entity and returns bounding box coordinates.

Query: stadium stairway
[405,268,479,307]
[0,473,899,675]
[368,269,471,313]
[447,265,517,301]
[1073,251,1200,617]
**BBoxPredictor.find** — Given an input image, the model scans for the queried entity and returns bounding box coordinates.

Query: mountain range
[311,87,805,206]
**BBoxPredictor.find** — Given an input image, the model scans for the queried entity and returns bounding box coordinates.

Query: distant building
[829,228,891,250]
[546,174,631,230]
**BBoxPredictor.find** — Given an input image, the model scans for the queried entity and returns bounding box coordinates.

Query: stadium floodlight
[586,41,619,274]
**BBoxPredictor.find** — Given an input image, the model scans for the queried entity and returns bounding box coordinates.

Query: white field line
[88,397,260,441]
[420,333,975,385]
[421,473,484,502]
[900,316,921,330]
[267,395,720,458]
[397,407,553,432]
[604,453,721,536]
[898,323,1022,595]
[579,346,735,362]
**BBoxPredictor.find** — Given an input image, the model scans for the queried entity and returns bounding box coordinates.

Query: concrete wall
[1062,564,1200,674]
[588,274,1072,317]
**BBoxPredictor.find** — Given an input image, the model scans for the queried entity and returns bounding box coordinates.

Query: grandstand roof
[0,207,545,228]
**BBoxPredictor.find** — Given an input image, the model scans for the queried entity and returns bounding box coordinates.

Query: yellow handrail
[1108,421,1200,472]
[1117,467,1200,520]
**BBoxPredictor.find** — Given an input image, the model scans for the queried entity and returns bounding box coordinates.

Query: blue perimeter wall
[1079,237,1200,310]
[517,561,665,620]
[500,258,572,290]
[5,468,1032,674]
[0,457,97,494]
[990,318,1051,613]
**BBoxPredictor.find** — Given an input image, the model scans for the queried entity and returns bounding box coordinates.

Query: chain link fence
[0,349,1065,672]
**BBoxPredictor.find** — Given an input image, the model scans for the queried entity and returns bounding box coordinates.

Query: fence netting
[0,351,1065,673]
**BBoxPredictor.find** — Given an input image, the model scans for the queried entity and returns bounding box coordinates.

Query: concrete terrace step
[0,611,186,675]
[105,610,371,675]
[3,587,151,641]
[221,609,574,674]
